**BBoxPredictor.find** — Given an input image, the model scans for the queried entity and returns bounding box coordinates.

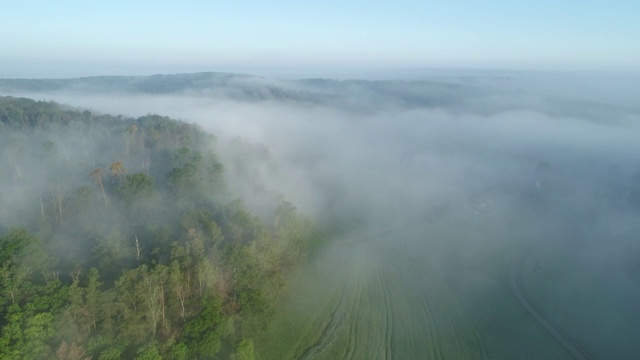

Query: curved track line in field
[377,240,396,360]
[298,275,350,360]
[509,253,592,360]
[376,250,392,360]
[440,279,489,360]
[297,205,450,360]
[402,239,441,360]
[345,247,368,360]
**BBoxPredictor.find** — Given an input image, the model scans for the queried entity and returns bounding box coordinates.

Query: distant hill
[0,72,636,122]
[0,72,476,107]
[0,72,257,93]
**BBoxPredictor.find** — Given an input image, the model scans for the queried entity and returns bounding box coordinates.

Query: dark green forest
[0,96,318,359]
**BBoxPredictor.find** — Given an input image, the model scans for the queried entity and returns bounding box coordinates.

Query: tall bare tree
[90,168,108,207]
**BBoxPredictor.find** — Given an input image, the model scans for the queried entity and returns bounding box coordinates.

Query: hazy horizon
[3,1,640,79]
[3,1,640,358]
[3,62,640,81]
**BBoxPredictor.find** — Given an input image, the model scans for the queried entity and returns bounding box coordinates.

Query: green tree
[134,343,162,360]
[168,147,202,196]
[180,297,224,359]
[116,173,154,203]
[169,261,189,320]
[0,304,56,360]
[232,339,255,360]
[97,347,122,360]
[83,268,102,333]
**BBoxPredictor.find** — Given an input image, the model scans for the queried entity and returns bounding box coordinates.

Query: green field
[520,240,638,359]
[255,211,577,359]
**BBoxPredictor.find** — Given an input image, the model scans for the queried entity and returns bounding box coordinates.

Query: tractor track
[509,252,592,360]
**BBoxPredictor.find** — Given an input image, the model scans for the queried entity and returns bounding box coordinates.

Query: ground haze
[2,72,639,359]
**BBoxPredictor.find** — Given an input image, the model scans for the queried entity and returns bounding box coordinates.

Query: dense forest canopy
[0,95,318,359]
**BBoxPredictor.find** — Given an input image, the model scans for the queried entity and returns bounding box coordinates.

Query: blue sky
[2,1,639,77]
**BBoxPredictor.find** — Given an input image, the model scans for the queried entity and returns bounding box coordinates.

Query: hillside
[0,72,635,123]
[0,95,317,359]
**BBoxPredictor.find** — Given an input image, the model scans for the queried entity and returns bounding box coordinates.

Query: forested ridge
[0,96,318,359]
[2,73,633,123]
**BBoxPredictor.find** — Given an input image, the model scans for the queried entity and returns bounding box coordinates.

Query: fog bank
[4,72,640,357]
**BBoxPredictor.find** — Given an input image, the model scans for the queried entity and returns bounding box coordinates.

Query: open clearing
[256,210,581,360]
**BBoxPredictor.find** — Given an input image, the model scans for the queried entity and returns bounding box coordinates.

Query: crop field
[520,240,640,359]
[255,209,579,359]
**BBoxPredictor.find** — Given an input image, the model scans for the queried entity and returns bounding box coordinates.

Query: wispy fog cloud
[4,72,640,356]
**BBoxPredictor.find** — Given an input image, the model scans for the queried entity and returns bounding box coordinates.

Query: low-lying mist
[4,72,640,357]
[7,74,640,221]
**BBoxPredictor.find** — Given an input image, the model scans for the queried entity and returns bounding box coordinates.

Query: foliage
[232,339,255,360]
[116,173,155,203]
[0,96,318,359]
[179,297,225,358]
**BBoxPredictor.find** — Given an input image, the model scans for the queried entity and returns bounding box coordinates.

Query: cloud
[4,72,640,356]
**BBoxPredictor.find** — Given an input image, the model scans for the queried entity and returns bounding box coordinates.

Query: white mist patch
[4,73,640,357]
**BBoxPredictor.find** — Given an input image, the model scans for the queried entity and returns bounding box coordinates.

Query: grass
[254,210,573,359]
[520,239,640,359]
